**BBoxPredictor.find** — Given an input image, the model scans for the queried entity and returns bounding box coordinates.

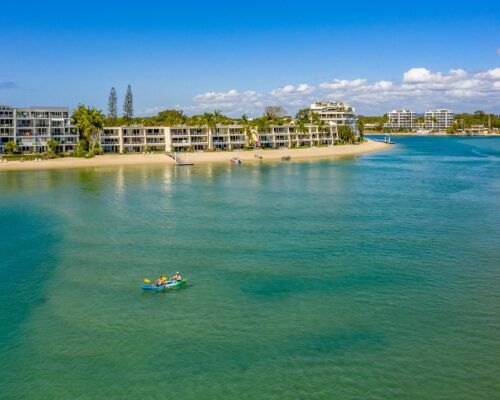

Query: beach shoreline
[0,139,390,172]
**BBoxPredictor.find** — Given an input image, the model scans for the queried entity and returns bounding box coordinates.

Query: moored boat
[230,157,242,164]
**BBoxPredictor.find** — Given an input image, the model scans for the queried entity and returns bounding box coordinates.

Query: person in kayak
[172,272,182,282]
[153,276,165,287]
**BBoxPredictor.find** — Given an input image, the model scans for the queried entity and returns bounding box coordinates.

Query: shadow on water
[0,208,62,348]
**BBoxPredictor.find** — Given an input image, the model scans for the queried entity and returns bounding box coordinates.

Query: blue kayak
[141,280,186,290]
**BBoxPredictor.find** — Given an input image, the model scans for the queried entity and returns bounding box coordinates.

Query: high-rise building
[425,109,454,132]
[310,101,358,134]
[385,109,417,131]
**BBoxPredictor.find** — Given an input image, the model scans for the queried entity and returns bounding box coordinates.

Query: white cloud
[320,78,367,90]
[403,68,439,83]
[474,68,500,80]
[176,66,500,116]
[297,83,314,93]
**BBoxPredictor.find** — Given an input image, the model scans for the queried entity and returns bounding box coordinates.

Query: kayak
[141,280,186,290]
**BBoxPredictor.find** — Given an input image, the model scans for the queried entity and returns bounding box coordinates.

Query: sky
[0,0,499,116]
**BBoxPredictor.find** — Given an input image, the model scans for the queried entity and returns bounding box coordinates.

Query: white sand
[0,140,390,172]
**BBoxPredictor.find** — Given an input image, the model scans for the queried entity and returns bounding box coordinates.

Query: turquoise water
[1,137,499,399]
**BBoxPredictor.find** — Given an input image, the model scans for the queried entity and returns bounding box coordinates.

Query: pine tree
[108,87,117,119]
[123,85,134,118]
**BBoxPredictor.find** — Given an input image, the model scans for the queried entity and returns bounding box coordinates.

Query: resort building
[424,109,454,132]
[98,123,340,153]
[310,101,358,134]
[101,126,171,153]
[0,105,78,153]
[384,109,417,131]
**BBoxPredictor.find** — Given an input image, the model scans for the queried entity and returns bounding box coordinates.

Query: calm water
[1,137,499,399]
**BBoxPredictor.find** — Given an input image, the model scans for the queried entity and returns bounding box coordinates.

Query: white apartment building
[425,109,454,132]
[384,109,417,131]
[310,101,358,134]
[0,105,78,153]
[101,126,171,153]
[99,123,340,153]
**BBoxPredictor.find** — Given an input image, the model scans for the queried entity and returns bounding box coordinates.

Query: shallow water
[1,136,499,399]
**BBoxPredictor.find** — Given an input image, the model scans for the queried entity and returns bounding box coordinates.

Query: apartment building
[425,109,454,132]
[0,105,78,153]
[256,124,338,148]
[310,101,358,134]
[384,109,417,131]
[98,123,340,153]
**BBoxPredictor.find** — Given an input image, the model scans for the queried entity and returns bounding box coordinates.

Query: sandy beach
[0,139,390,172]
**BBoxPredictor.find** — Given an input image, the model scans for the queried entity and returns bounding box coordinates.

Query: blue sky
[0,0,499,116]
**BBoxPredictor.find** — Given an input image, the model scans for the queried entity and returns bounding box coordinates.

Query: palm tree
[72,105,105,155]
[201,112,217,150]
[315,118,327,145]
[3,140,17,154]
[296,119,308,147]
[240,114,253,147]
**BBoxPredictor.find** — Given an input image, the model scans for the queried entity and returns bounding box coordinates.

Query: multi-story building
[310,101,358,134]
[256,123,338,148]
[425,109,454,132]
[0,105,78,153]
[384,109,416,131]
[98,123,340,153]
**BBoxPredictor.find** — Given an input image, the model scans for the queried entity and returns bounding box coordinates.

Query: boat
[281,155,291,161]
[141,280,187,290]
[230,157,242,164]
[383,136,396,145]
[254,154,263,159]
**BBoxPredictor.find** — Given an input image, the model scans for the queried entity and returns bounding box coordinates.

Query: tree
[295,108,313,122]
[72,105,105,154]
[337,126,355,144]
[108,87,117,119]
[47,140,59,154]
[155,109,187,126]
[199,112,220,150]
[3,140,17,154]
[264,106,288,119]
[239,114,254,147]
[123,85,134,118]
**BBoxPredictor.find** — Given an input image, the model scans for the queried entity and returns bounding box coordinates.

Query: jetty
[165,152,194,166]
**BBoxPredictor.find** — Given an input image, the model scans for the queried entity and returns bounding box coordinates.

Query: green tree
[108,87,118,119]
[123,85,134,118]
[239,114,254,147]
[3,140,17,154]
[155,109,187,126]
[72,105,105,155]
[296,118,309,143]
[47,140,59,154]
[295,108,313,123]
[199,112,219,150]
[337,126,355,144]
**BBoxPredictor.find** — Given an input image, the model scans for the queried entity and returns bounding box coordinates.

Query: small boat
[141,280,187,290]
[383,136,395,144]
[281,156,291,161]
[254,154,263,159]
[230,157,242,164]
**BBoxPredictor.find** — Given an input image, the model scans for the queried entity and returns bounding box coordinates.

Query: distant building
[310,101,358,134]
[364,123,380,130]
[384,109,416,131]
[0,105,78,153]
[425,109,454,132]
